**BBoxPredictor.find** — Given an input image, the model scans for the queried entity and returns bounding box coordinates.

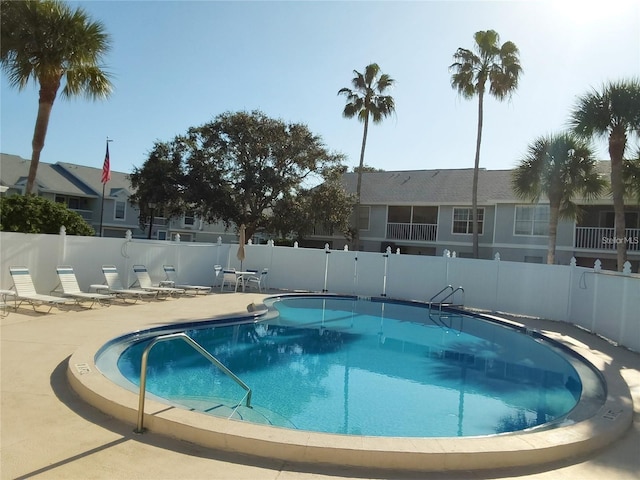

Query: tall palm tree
[569,78,640,271]
[338,63,395,250]
[450,30,522,258]
[512,133,607,265]
[1,0,113,194]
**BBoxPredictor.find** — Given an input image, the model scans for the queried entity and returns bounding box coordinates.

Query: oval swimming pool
[95,295,604,438]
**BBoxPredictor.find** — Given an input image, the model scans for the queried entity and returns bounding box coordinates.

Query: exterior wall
[1,231,638,352]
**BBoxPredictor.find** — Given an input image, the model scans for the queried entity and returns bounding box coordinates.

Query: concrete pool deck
[1,292,638,479]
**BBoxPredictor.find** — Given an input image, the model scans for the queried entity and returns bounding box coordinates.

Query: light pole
[147,202,157,239]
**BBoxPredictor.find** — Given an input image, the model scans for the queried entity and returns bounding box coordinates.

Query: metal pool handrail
[134,332,252,434]
[429,285,465,314]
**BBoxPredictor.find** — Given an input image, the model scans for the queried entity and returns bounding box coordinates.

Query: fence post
[590,260,601,332]
[59,226,67,265]
[493,252,500,312]
[566,257,577,322]
[322,244,330,292]
[381,247,391,297]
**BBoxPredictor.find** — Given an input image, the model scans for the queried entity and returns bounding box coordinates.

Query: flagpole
[99,137,112,237]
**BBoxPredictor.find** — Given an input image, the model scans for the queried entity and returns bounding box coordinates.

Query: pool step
[168,396,296,428]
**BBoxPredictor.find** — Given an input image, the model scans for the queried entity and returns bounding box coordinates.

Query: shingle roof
[0,154,131,197]
[0,154,91,196]
[342,168,518,205]
[56,162,131,196]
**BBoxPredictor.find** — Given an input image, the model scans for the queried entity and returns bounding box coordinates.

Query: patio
[1,292,638,480]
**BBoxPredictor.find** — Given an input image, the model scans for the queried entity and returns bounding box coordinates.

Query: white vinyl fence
[1,231,638,351]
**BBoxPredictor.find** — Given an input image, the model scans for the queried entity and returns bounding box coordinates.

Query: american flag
[101,143,111,183]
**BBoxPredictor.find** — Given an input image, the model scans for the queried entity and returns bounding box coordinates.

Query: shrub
[0,195,95,235]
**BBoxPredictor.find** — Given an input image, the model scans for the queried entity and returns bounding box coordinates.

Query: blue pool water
[99,295,591,438]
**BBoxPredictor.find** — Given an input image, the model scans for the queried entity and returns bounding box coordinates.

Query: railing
[135,332,252,434]
[429,285,465,315]
[386,222,437,241]
[70,209,93,221]
[575,227,640,251]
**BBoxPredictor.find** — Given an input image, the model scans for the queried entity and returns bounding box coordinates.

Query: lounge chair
[54,266,113,308]
[246,268,269,292]
[132,265,185,297]
[8,266,74,313]
[100,265,157,302]
[162,265,211,295]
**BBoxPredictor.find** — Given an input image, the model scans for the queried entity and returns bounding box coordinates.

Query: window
[412,206,438,224]
[453,208,483,234]
[358,206,370,231]
[387,206,411,223]
[515,205,549,236]
[54,195,88,210]
[183,211,195,227]
[114,200,126,220]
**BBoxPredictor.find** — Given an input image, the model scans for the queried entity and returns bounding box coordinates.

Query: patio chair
[132,265,185,297]
[162,265,211,295]
[8,266,74,313]
[213,265,223,287]
[54,266,113,308]
[220,268,241,292]
[246,268,269,292]
[100,265,157,302]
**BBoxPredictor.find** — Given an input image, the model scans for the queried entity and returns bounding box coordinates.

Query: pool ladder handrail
[429,285,465,314]
[134,332,252,434]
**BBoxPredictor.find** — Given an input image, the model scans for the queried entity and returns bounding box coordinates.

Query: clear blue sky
[1,0,638,177]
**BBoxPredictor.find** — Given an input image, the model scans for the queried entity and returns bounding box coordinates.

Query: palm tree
[624,154,640,204]
[338,63,395,250]
[1,0,113,194]
[450,30,522,258]
[512,133,607,265]
[569,78,640,271]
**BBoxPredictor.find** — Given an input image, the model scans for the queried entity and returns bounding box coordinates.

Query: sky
[1,0,639,179]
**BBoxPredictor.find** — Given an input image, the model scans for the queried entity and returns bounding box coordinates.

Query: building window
[515,205,549,236]
[387,206,411,223]
[183,211,195,227]
[359,206,370,231]
[453,207,483,234]
[54,195,88,210]
[114,200,126,220]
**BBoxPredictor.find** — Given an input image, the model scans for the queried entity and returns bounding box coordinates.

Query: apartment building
[308,168,640,272]
[0,153,236,243]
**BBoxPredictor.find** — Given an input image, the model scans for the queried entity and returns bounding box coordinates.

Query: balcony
[71,209,93,222]
[387,222,438,242]
[575,227,640,252]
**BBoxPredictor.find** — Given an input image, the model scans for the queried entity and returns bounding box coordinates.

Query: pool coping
[67,295,634,473]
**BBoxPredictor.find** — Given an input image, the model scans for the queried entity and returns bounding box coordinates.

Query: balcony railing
[387,222,438,242]
[575,227,640,251]
[71,209,93,222]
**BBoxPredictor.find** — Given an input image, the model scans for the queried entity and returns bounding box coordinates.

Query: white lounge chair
[246,268,269,292]
[54,266,113,308]
[162,265,211,295]
[132,265,185,297]
[101,265,157,302]
[9,266,74,313]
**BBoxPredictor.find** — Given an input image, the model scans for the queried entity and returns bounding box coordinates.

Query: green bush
[0,195,95,235]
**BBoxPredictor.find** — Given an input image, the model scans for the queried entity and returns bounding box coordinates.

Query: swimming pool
[96,295,604,438]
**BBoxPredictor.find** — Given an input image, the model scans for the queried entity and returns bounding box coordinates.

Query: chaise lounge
[9,266,74,313]
[54,266,113,308]
[100,265,157,302]
[162,265,211,295]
